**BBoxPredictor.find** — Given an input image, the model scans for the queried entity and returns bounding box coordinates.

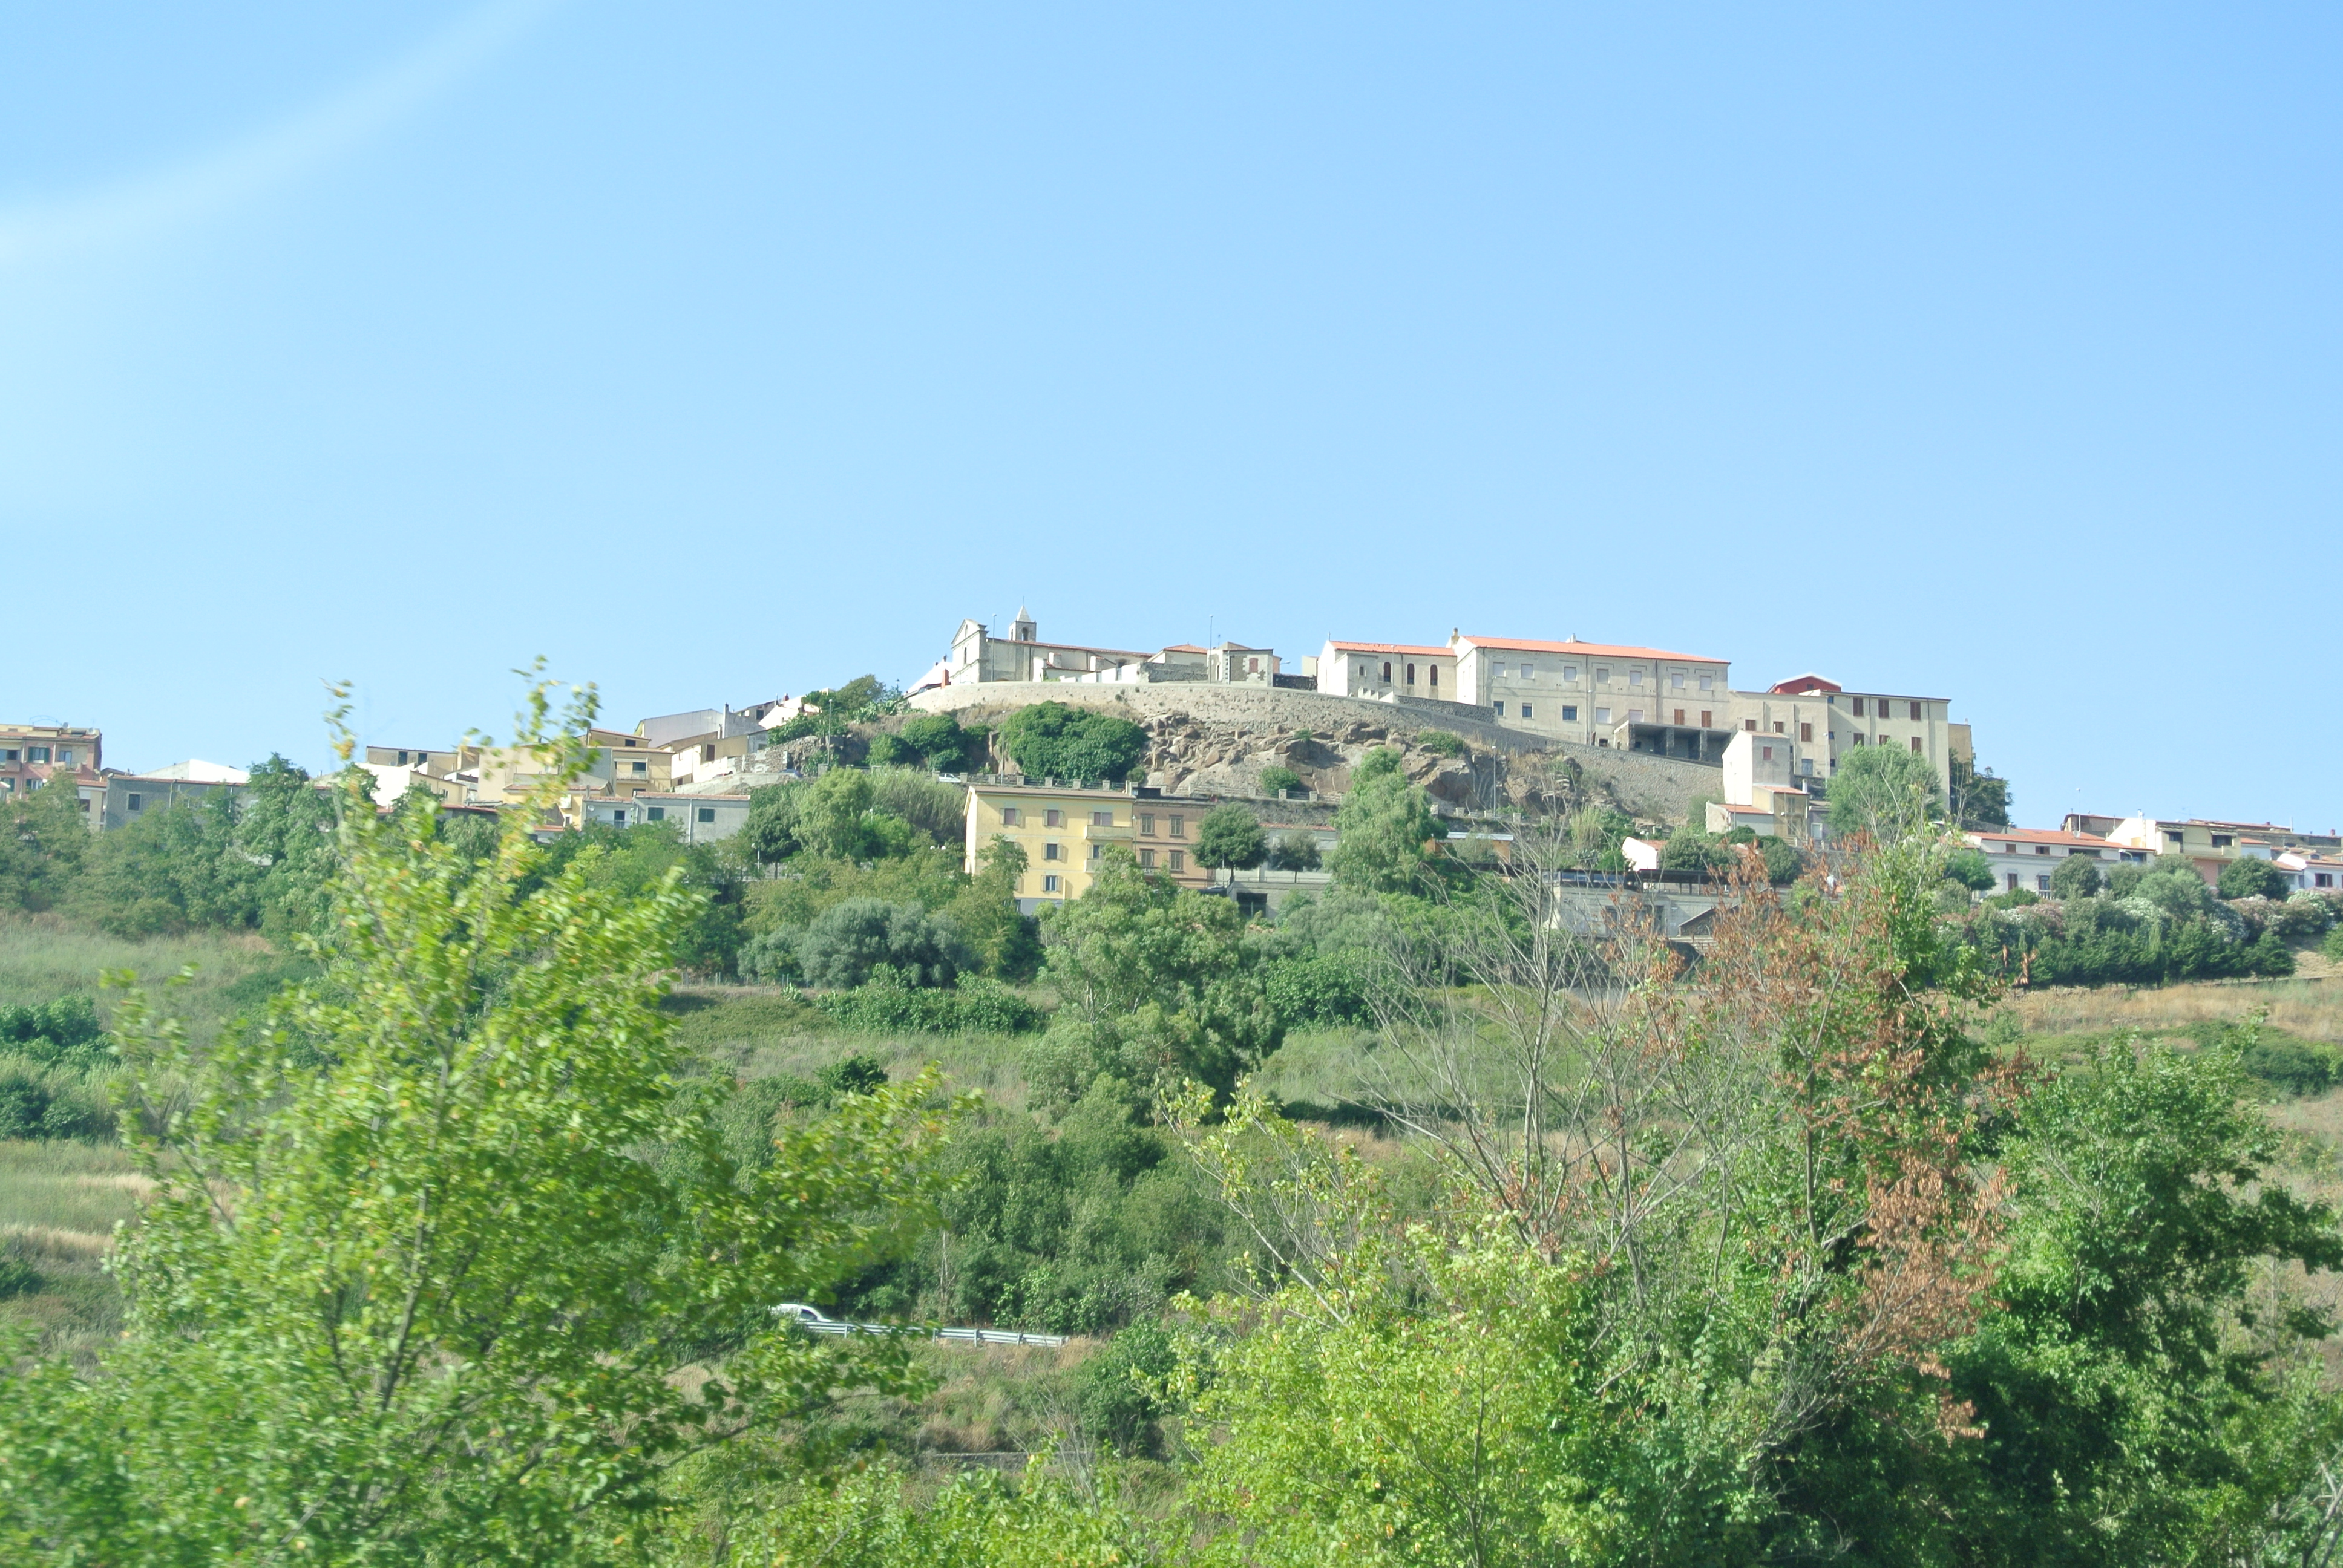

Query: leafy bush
[737,927,801,985]
[1414,730,1464,759]
[2218,855,2290,901]
[1941,844,1992,893]
[823,1053,890,1096]
[897,713,975,772]
[796,900,974,989]
[863,734,920,768]
[2050,855,2102,900]
[996,702,1148,783]
[0,993,109,1068]
[1758,835,1804,883]
[1659,830,1720,874]
[0,1241,37,1300]
[1257,765,1302,797]
[811,974,1044,1035]
[1076,1320,1180,1455]
[0,1054,118,1140]
[1260,953,1371,1028]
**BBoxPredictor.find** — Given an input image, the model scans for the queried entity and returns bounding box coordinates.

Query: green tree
[0,679,955,1561]
[1329,750,1446,893]
[1026,855,1281,1105]
[996,702,1148,783]
[1193,805,1267,875]
[863,733,920,768]
[2050,852,2103,900]
[795,898,974,989]
[1950,756,2013,830]
[1266,832,1322,871]
[1826,743,1943,840]
[1257,765,1302,797]
[1659,828,1720,873]
[0,773,90,914]
[2218,854,2290,901]
[897,712,975,772]
[1946,844,1996,892]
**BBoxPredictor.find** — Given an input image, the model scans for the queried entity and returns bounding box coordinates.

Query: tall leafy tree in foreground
[0,678,956,1564]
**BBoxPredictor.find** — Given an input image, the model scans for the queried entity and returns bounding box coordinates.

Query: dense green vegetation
[6,681,2343,1563]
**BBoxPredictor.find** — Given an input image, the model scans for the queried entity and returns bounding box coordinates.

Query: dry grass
[2007,977,2343,1047]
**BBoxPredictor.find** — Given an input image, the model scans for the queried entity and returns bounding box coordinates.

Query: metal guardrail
[774,1304,1067,1348]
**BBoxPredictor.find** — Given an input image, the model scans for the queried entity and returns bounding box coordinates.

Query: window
[1628,670,1643,686]
[1169,815,1185,838]
[698,807,715,823]
[1090,841,1103,859]
[1493,664,1507,679]
[1563,666,1578,682]
[1596,707,1611,724]
[1761,746,1774,762]
[55,749,71,765]
[1406,662,1417,684]
[1519,663,1533,679]
[1493,701,1505,716]
[1520,704,1532,719]
[76,797,88,812]
[1851,697,1866,717]
[1247,656,1260,673]
[1046,808,1064,827]
[1671,673,1685,689]
[1673,708,1686,725]
[2210,834,2233,848]
[1382,661,1392,681]
[2007,874,2019,891]
[1092,810,1113,826]
[1800,723,1814,742]
[1627,709,1643,724]
[1043,874,1060,893]
[0,750,14,761]
[1001,806,1021,826]
[1909,737,1923,754]
[127,793,142,812]
[1561,705,1577,722]
[2319,873,2335,889]
[612,809,628,826]
[1800,758,1814,775]
[1908,701,1922,720]
[1168,849,1185,872]
[1699,675,1714,691]
[396,750,410,765]
[2037,875,2052,892]
[631,760,648,775]
[1745,719,1758,733]
[1596,667,1610,683]
[1140,848,1156,867]
[1139,812,1155,835]
[1774,721,1785,733]
[26,747,47,763]
[1428,666,1438,688]
[2164,830,2183,845]
[1700,711,1711,728]
[1044,842,1061,861]
[647,806,665,822]
[2036,844,2051,856]
[701,744,716,763]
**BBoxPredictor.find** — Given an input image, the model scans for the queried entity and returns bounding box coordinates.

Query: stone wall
[909,680,1726,824]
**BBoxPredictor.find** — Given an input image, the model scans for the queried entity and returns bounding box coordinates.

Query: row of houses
[916,609,1967,801]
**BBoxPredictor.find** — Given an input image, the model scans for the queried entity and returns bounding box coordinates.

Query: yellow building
[963,779,1217,910]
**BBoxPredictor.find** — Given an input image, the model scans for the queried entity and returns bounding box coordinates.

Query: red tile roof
[1970,828,2119,848]
[1460,635,1726,664]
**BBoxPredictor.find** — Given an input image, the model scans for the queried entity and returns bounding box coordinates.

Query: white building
[1450,635,1736,760]
[1964,828,2142,895]
[1316,641,1457,701]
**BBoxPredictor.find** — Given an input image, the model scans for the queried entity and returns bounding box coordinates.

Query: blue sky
[2,3,2336,829]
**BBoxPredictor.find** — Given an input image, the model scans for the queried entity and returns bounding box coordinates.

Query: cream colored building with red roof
[1964,826,2145,895]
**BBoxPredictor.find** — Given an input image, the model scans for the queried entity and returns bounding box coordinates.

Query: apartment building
[99,766,250,831]
[1965,828,2141,895]
[1722,675,1955,799]
[584,792,750,842]
[962,779,1216,911]
[1,724,104,820]
[1450,635,1736,761]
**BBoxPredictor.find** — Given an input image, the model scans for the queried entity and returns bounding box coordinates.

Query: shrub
[0,993,109,1068]
[1945,847,1996,892]
[796,899,974,989]
[810,975,1045,1036]
[1659,831,1720,874]
[1415,730,1465,759]
[2104,863,2147,899]
[898,713,975,772]
[1076,1320,1179,1456]
[997,702,1148,783]
[0,1054,117,1141]
[2050,855,2102,900]
[822,1053,890,1097]
[2328,927,2343,965]
[737,927,801,985]
[863,734,920,768]
[1260,953,1371,1028]
[1759,836,1804,883]
[1257,765,1302,797]
[0,1241,36,1300]
[2218,856,2290,901]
